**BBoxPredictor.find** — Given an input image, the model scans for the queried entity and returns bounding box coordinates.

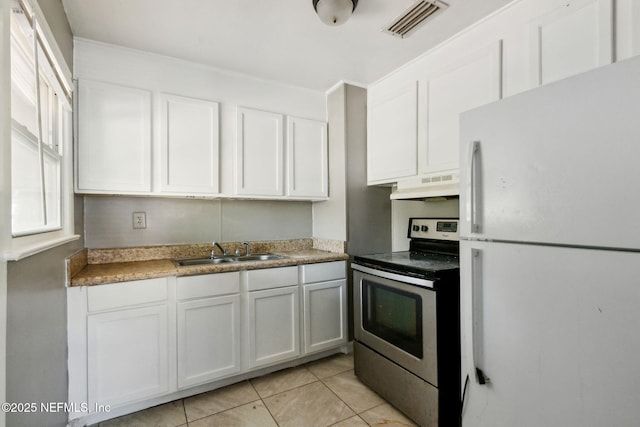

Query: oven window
[362,279,423,358]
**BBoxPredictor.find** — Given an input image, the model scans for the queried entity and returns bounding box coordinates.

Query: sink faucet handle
[243,241,251,256]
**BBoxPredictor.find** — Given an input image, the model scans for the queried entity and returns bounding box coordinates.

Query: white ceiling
[61,0,514,92]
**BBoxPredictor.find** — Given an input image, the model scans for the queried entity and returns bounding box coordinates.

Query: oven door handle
[351,263,435,289]
[471,248,490,385]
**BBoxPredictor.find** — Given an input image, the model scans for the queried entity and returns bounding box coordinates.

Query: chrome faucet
[211,241,227,258]
[243,241,251,256]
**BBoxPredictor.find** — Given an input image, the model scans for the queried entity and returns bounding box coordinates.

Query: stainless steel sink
[236,253,285,261]
[175,257,236,266]
[175,253,285,266]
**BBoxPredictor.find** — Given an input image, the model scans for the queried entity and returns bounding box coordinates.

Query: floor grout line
[102,354,392,427]
[248,377,280,427]
[180,398,187,426]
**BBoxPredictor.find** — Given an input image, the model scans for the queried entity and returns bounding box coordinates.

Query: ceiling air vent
[383,0,448,39]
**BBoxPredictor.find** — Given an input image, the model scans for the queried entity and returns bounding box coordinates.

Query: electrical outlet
[133,212,147,229]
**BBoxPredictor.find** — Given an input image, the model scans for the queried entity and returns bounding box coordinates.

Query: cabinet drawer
[177,272,240,300]
[87,278,168,312]
[300,261,346,284]
[246,266,298,291]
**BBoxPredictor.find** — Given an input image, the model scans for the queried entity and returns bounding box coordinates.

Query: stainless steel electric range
[352,217,460,427]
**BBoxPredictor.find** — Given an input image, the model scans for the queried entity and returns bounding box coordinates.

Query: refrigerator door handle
[466,140,481,233]
[471,248,490,385]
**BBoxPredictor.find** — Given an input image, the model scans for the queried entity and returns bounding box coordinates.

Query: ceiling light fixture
[312,0,358,26]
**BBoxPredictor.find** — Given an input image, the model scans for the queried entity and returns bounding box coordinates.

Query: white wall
[313,84,347,241]
[391,199,460,251]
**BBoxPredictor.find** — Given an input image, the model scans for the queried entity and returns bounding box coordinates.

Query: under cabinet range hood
[390,171,459,199]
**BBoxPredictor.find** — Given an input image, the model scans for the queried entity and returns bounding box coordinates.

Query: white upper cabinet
[530,0,613,86]
[420,42,502,176]
[367,43,501,189]
[160,94,220,194]
[236,107,284,196]
[235,108,327,199]
[74,41,327,201]
[77,79,152,193]
[366,0,619,193]
[77,83,221,197]
[367,80,418,184]
[286,116,328,198]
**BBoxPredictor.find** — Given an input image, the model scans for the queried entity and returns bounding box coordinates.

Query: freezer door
[459,55,640,249]
[460,240,640,427]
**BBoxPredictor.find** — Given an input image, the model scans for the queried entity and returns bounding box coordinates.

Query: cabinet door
[302,279,347,355]
[286,116,328,198]
[247,286,299,369]
[421,42,502,176]
[160,94,220,194]
[529,0,613,87]
[367,81,418,184]
[87,305,169,408]
[236,107,284,196]
[177,295,241,388]
[77,80,151,193]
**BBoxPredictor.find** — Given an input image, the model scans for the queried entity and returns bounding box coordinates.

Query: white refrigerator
[459,55,640,427]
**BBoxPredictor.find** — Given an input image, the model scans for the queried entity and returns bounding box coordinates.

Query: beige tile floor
[98,353,418,427]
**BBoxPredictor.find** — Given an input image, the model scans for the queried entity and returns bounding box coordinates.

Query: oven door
[353,264,438,386]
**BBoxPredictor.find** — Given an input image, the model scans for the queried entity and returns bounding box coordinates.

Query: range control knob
[421,225,429,232]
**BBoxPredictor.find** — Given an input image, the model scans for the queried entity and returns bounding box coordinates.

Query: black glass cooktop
[353,249,459,281]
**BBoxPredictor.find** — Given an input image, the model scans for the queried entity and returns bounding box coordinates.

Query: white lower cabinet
[87,304,170,408]
[246,286,300,368]
[302,279,347,354]
[68,262,348,425]
[81,278,173,411]
[177,296,241,388]
[243,266,300,369]
[176,272,241,388]
[300,261,348,355]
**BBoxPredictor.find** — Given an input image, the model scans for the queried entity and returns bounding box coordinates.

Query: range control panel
[408,218,459,241]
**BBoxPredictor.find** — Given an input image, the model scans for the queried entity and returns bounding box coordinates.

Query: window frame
[5,0,78,261]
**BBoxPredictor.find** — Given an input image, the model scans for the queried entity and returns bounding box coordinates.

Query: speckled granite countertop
[68,239,348,287]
